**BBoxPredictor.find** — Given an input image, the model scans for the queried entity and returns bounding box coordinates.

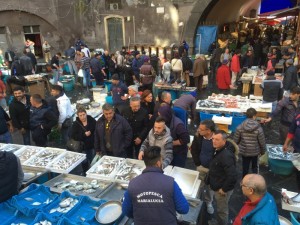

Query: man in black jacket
[261,70,283,111]
[90,53,105,85]
[122,96,149,159]
[26,48,37,73]
[283,59,298,96]
[95,103,132,157]
[191,119,216,214]
[181,52,193,86]
[9,86,31,145]
[0,151,24,203]
[30,94,58,147]
[264,86,300,144]
[208,130,237,225]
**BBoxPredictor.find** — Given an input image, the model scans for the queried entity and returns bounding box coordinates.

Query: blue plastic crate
[105,96,113,105]
[169,90,177,100]
[64,196,106,223]
[268,158,295,176]
[33,212,60,225]
[229,115,247,132]
[3,211,36,225]
[0,202,18,224]
[290,212,300,225]
[199,112,221,121]
[10,184,58,217]
[43,191,81,220]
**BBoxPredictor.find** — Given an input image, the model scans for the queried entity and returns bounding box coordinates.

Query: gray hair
[161,91,171,101]
[102,103,114,111]
[130,96,140,103]
[214,130,228,140]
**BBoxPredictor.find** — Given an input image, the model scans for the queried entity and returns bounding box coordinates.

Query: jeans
[171,152,187,168]
[22,129,31,145]
[242,155,258,177]
[84,68,91,89]
[231,71,238,86]
[197,166,214,204]
[194,75,203,92]
[214,189,233,225]
[0,131,12,143]
[66,60,78,75]
[52,69,59,84]
[279,124,290,145]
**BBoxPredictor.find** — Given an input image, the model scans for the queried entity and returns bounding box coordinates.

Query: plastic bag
[78,69,84,78]
[90,154,102,167]
[259,152,268,166]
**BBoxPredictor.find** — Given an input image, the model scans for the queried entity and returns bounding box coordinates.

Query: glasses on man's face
[240,181,251,189]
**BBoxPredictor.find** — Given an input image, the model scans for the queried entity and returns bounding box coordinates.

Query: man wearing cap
[261,70,283,111]
[132,51,143,81]
[193,54,208,92]
[111,74,128,113]
[283,59,298,97]
[216,59,231,94]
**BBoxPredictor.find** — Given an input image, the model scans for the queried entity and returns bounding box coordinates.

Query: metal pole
[133,16,136,44]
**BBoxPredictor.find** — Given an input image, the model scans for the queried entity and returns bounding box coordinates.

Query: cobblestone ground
[11,80,298,225]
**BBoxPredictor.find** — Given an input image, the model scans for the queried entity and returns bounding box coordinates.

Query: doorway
[104,16,125,52]
[23,26,43,58]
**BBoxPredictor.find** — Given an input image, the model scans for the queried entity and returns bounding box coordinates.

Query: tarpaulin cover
[260,0,293,14]
[194,26,218,54]
[0,202,17,224]
[2,211,35,225]
[10,184,58,216]
[64,195,106,223]
[43,191,81,220]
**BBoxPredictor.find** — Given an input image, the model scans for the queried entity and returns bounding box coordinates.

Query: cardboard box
[253,84,263,96]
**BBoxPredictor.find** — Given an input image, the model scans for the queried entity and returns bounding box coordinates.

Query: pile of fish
[16,147,42,162]
[115,162,143,181]
[0,144,23,152]
[92,157,124,177]
[49,197,79,214]
[34,221,52,225]
[198,100,224,108]
[24,150,62,167]
[267,145,294,160]
[24,196,53,206]
[53,179,105,194]
[48,153,84,170]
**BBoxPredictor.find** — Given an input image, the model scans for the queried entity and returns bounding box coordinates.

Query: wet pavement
[10,79,299,224]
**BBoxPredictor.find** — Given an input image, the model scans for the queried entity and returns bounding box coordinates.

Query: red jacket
[216,65,231,90]
[231,54,240,73]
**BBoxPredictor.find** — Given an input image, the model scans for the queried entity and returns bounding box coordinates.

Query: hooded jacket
[140,126,173,169]
[233,119,266,157]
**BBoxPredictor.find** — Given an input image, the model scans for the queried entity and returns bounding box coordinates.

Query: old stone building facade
[0,0,259,56]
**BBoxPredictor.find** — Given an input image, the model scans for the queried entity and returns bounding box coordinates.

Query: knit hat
[128,85,138,93]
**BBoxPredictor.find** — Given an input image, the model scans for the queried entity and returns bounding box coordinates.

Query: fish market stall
[154,82,197,100]
[22,166,48,187]
[196,94,272,117]
[0,144,24,153]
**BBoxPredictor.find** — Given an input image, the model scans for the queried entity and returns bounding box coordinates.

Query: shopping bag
[78,69,84,77]
[203,75,208,86]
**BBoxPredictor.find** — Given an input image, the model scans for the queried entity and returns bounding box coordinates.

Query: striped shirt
[81,56,90,70]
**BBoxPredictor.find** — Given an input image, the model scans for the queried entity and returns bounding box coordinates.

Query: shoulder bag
[66,121,86,153]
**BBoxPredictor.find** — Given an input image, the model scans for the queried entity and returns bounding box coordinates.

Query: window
[23,25,40,34]
[0,27,5,34]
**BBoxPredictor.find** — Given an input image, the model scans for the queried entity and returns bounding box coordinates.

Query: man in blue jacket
[122,146,189,225]
[233,174,279,225]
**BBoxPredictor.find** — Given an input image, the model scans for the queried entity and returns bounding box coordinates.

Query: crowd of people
[1,36,300,225]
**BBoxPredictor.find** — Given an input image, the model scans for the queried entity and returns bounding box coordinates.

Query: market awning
[258,6,300,18]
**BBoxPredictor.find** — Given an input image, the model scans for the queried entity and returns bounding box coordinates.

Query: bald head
[243,174,266,197]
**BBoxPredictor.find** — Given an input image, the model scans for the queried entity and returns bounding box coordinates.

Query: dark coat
[11,60,23,76]
[233,119,266,157]
[70,116,96,150]
[283,65,298,91]
[27,52,37,66]
[181,56,193,72]
[208,146,237,192]
[122,106,149,141]
[9,95,31,130]
[94,114,133,157]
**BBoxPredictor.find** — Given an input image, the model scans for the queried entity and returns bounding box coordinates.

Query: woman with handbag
[69,107,96,172]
